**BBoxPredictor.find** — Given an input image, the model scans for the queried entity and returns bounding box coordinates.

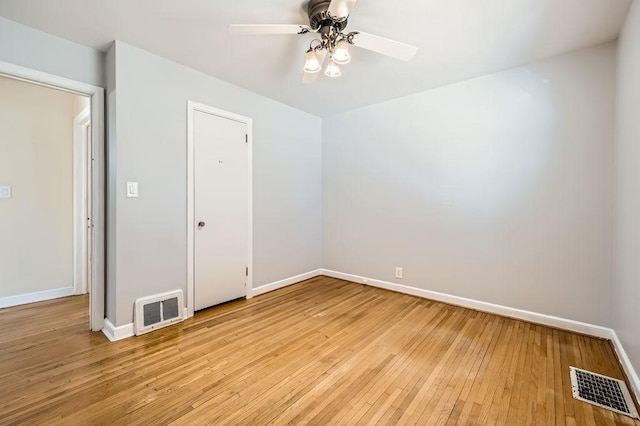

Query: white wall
[0,76,81,298]
[614,0,640,375]
[107,42,322,326]
[0,17,104,88]
[323,43,616,326]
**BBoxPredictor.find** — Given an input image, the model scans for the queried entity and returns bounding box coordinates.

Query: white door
[194,110,248,310]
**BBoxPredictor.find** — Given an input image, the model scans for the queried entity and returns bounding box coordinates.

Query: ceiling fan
[229,0,418,83]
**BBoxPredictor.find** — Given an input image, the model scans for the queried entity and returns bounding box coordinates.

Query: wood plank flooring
[0,276,638,425]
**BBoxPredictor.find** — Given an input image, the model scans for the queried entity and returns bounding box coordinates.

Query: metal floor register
[569,366,639,419]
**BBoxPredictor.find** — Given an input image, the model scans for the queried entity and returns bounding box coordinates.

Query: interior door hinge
[246,266,248,276]
[245,134,248,143]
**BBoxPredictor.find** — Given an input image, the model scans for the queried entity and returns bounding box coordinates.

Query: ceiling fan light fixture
[324,57,342,78]
[303,49,322,73]
[333,39,351,64]
[229,0,418,84]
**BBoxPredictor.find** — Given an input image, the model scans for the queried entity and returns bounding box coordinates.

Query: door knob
[198,221,206,229]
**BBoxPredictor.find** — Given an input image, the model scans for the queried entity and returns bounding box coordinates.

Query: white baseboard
[319,268,639,402]
[102,318,134,342]
[102,271,325,343]
[610,331,640,405]
[0,286,75,309]
[95,267,640,403]
[103,306,189,342]
[251,269,323,297]
[320,269,612,338]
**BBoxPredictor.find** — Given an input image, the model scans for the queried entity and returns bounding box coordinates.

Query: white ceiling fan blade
[328,0,358,19]
[351,31,418,61]
[302,50,327,84]
[228,24,312,35]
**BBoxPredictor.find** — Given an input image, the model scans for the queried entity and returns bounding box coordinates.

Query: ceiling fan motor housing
[308,0,348,31]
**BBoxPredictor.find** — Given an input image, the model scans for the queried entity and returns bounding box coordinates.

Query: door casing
[186,101,253,318]
[73,105,91,296]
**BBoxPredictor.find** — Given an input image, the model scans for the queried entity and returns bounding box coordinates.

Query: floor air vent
[569,366,639,419]
[134,290,185,336]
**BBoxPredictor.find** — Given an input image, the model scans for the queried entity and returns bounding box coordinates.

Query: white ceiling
[0,0,632,116]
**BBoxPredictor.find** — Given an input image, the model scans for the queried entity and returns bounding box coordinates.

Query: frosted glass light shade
[324,57,342,78]
[303,49,321,73]
[333,40,351,64]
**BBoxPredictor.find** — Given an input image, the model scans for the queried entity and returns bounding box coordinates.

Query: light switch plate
[126,182,139,198]
[0,186,11,199]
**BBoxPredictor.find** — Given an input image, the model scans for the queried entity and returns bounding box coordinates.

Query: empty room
[0,0,639,424]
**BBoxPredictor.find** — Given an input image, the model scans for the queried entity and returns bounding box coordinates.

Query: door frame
[0,60,106,332]
[186,101,253,318]
[73,106,91,295]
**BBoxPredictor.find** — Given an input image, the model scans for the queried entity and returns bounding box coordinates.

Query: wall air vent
[134,290,185,336]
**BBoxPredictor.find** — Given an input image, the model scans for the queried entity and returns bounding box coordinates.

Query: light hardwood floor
[0,276,638,425]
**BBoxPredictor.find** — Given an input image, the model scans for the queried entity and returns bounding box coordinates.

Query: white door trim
[0,61,106,332]
[73,106,91,295]
[186,101,253,318]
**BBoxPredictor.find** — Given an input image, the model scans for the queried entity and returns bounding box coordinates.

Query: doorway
[186,101,253,316]
[0,61,105,331]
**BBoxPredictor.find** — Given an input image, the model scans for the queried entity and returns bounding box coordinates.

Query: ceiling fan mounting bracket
[308,0,348,31]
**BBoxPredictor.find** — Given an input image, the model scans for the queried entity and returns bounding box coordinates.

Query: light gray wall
[0,17,104,88]
[0,76,79,297]
[108,42,322,326]
[0,15,625,339]
[322,43,616,326]
[105,44,117,321]
[613,1,640,374]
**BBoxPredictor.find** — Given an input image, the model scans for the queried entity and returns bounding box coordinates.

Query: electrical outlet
[395,267,403,279]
